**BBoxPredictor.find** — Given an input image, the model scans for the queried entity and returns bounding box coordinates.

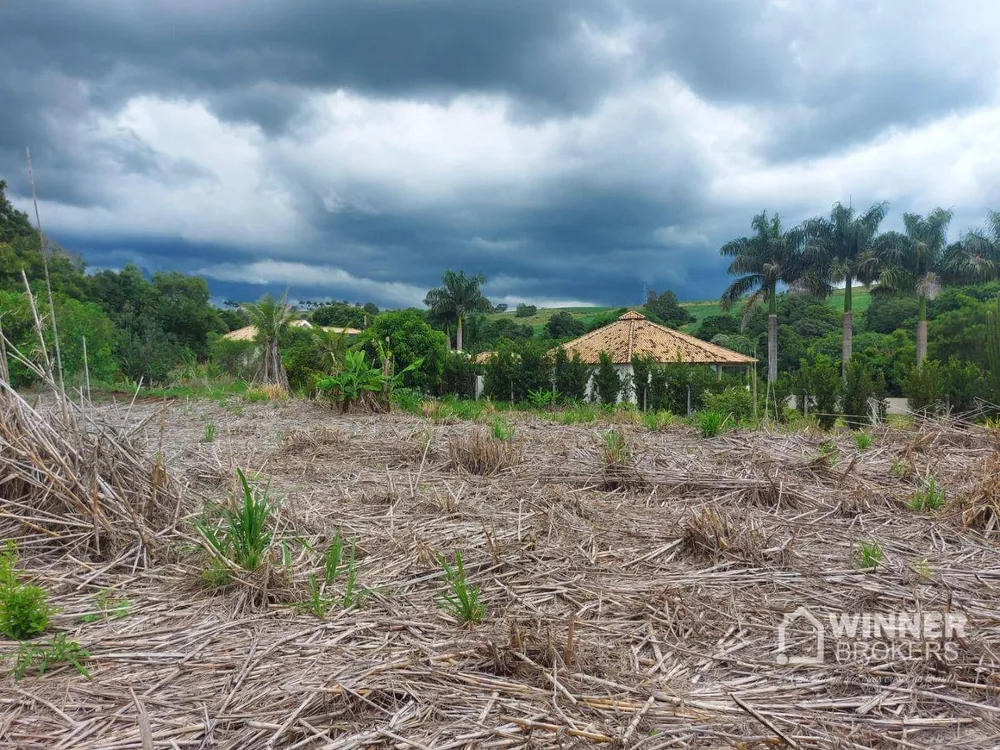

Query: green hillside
[488,287,872,335]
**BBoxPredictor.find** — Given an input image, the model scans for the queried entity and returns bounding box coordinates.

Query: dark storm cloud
[1,0,997,307]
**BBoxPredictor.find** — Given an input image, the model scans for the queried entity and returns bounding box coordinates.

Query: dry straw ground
[3,391,1000,749]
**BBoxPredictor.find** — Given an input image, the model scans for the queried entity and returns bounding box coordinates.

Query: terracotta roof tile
[553,311,755,365]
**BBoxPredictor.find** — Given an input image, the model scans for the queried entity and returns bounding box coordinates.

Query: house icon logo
[777,606,824,664]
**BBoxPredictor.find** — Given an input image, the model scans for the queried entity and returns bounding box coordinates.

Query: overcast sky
[2,0,998,308]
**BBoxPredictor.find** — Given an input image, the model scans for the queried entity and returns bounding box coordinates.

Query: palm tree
[874,208,953,366]
[802,202,889,371]
[945,210,1000,282]
[423,270,492,352]
[719,211,803,385]
[241,292,296,391]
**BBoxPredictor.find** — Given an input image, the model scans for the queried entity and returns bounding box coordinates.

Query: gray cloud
[1,0,998,308]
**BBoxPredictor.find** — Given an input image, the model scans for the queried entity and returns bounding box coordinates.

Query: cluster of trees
[720,203,1000,387]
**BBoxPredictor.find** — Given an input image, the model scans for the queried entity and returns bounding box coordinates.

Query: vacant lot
[2,395,1000,748]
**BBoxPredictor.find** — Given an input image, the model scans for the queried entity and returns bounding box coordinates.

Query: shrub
[393,388,424,415]
[702,386,755,424]
[357,310,448,393]
[0,542,51,640]
[842,360,886,427]
[797,355,841,429]
[482,339,551,403]
[514,303,537,318]
[593,351,621,404]
[545,311,585,339]
[211,337,260,382]
[553,348,591,402]
[317,349,422,412]
[441,351,478,399]
[904,361,944,415]
[642,410,673,431]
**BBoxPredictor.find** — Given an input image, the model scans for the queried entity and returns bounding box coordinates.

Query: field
[491,286,873,334]
[3,385,1000,749]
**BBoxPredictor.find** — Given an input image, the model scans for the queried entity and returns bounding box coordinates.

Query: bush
[702,386,755,424]
[592,352,621,404]
[797,355,841,429]
[357,310,448,393]
[631,354,655,410]
[441,351,478,399]
[482,339,551,403]
[514,303,537,318]
[842,360,886,427]
[545,311,585,339]
[281,326,328,393]
[211,337,260,382]
[553,348,591,402]
[905,358,988,415]
[904,360,945,414]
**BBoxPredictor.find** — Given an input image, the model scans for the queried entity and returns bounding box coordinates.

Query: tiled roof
[222,322,361,341]
[553,311,756,365]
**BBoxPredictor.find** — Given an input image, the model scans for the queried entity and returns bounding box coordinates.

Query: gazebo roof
[553,310,755,365]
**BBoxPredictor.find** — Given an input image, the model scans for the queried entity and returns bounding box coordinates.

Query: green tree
[720,211,804,385]
[241,293,296,391]
[802,202,889,371]
[875,208,953,365]
[864,294,919,335]
[946,210,1000,282]
[643,289,695,328]
[694,314,739,342]
[545,311,585,339]
[553,347,590,402]
[514,303,537,318]
[150,271,220,356]
[423,270,492,352]
[593,351,621,404]
[358,309,448,392]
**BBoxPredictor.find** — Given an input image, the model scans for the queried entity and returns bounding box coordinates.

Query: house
[553,310,755,403]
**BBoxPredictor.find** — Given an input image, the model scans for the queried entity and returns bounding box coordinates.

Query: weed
[203,423,216,443]
[0,542,52,640]
[642,410,673,431]
[81,589,130,623]
[197,468,274,572]
[393,387,424,416]
[6,634,91,682]
[602,429,631,466]
[439,551,484,623]
[201,561,232,588]
[817,440,839,467]
[697,410,727,438]
[301,575,331,618]
[852,431,873,451]
[853,540,884,570]
[244,384,287,403]
[324,533,345,585]
[907,477,945,511]
[528,389,558,409]
[891,459,907,477]
[491,415,516,441]
[448,431,524,475]
[300,533,366,614]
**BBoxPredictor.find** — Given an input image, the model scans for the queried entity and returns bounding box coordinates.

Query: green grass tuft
[439,550,484,623]
[907,477,945,511]
[853,540,884,570]
[852,431,873,451]
[697,409,727,438]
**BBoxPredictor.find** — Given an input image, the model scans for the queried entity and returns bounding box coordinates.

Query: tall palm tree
[423,270,491,352]
[945,210,1000,282]
[802,201,889,371]
[719,211,803,385]
[241,292,296,391]
[874,208,953,366]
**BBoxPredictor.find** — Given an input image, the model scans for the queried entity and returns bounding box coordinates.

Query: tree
[644,289,694,328]
[946,210,1000,282]
[357,309,448,392]
[593,351,621,404]
[720,211,803,385]
[241,293,296,391]
[545,311,585,339]
[694,314,739,342]
[802,202,889,371]
[423,270,492,351]
[875,208,953,365]
[514,303,537,318]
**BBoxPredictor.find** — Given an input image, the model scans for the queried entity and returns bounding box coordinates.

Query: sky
[2,0,999,309]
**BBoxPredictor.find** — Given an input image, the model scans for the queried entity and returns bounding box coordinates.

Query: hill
[487,287,873,335]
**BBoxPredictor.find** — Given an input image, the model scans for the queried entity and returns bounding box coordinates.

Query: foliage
[280,326,331,393]
[81,589,129,623]
[630,354,655,410]
[553,347,591,402]
[647,362,728,415]
[197,469,274,572]
[491,415,515,441]
[357,309,448,392]
[308,300,375,329]
[796,355,841,429]
[6,635,91,682]
[462,315,533,352]
[852,431,873,451]
[241,293,295,390]
[514,303,537,318]
[853,541,884,570]
[545,311,585,339]
[642,410,673,431]
[593,351,621,404]
[905,358,986,415]
[694,314,740,341]
[203,423,216,443]
[0,542,52,640]
[439,551,484,623]
[842,360,886,427]
[392,387,424,416]
[602,429,631,466]
[864,294,919,334]
[440,351,478,399]
[482,338,551,403]
[697,410,727,438]
[702,386,755,424]
[316,349,422,412]
[907,477,945,511]
[644,289,695,328]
